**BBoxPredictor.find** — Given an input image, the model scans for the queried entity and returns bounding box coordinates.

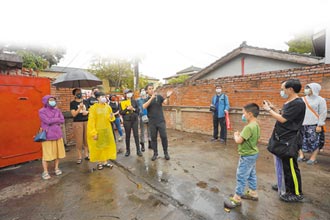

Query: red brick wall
[157,64,330,151]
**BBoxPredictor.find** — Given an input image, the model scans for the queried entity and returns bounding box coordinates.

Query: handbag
[34,129,47,142]
[141,115,149,123]
[267,129,299,158]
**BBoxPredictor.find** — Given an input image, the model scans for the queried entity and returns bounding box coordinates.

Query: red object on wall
[0,75,50,168]
[241,57,245,76]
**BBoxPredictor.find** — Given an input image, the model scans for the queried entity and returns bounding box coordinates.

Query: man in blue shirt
[210,85,230,143]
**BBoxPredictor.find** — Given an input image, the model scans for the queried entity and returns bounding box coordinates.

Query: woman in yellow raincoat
[87,92,116,170]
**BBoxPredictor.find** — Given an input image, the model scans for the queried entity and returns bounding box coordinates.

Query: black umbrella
[52,69,102,88]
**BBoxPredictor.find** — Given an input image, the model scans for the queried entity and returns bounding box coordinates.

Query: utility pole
[133,59,139,91]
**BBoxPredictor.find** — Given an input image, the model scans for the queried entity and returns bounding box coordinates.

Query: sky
[1,0,330,80]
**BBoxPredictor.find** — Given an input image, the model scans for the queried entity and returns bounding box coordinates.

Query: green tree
[16,50,49,70]
[0,44,66,68]
[168,74,190,84]
[286,31,313,54]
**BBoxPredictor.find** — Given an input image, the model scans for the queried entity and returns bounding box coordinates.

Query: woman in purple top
[38,95,66,180]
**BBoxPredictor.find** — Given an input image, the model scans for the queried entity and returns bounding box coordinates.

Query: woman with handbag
[38,95,66,180]
[298,83,327,164]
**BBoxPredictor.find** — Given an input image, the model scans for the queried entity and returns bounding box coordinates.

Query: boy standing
[224,103,260,209]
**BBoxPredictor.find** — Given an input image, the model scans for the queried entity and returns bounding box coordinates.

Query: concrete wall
[158,64,330,151]
[201,54,304,79]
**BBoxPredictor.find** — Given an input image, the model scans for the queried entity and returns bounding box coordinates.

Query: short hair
[72,88,81,95]
[243,103,260,118]
[91,87,98,92]
[215,85,222,88]
[145,83,154,91]
[284,79,302,93]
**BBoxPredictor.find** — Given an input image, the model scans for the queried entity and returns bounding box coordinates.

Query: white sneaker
[118,136,123,141]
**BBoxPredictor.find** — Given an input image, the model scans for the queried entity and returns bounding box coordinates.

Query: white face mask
[140,91,146,97]
[100,97,107,103]
[280,90,288,99]
[126,93,133,98]
[216,89,222,94]
[304,88,311,96]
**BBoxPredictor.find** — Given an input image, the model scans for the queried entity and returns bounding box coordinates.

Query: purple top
[38,95,65,140]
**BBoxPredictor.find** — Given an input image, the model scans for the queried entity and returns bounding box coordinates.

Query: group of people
[37,78,327,211]
[222,79,327,209]
[38,83,173,179]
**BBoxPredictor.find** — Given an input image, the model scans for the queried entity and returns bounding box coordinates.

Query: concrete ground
[1,129,330,220]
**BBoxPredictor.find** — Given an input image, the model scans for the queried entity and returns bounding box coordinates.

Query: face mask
[216,89,222,94]
[140,91,146,97]
[280,90,288,99]
[100,97,107,103]
[304,88,311,96]
[242,114,247,123]
[49,100,56,107]
[126,93,133,98]
[76,93,82,99]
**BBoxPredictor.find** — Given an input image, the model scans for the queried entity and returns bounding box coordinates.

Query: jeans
[235,153,259,196]
[114,117,123,137]
[139,117,150,143]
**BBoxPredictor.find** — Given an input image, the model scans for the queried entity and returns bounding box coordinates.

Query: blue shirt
[211,94,230,118]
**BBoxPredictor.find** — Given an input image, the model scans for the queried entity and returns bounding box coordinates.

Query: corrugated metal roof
[0,53,23,63]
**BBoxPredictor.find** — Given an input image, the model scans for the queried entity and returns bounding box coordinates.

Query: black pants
[149,121,168,155]
[213,116,227,140]
[281,156,302,195]
[123,119,139,152]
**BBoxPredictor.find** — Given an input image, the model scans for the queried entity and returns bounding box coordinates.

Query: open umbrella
[52,69,102,88]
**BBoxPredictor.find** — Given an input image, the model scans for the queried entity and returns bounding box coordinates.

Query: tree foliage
[0,43,66,69]
[89,57,149,92]
[168,74,190,84]
[286,31,313,54]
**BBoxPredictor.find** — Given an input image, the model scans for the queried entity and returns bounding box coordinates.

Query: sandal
[42,172,51,180]
[84,156,90,161]
[241,190,259,201]
[224,196,241,209]
[103,163,114,169]
[97,164,104,170]
[297,157,305,162]
[55,169,62,176]
[76,159,82,164]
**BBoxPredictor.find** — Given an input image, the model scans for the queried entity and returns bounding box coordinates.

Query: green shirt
[238,121,260,156]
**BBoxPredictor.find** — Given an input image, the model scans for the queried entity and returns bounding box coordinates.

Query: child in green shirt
[224,103,261,209]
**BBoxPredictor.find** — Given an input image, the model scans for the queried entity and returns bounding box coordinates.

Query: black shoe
[148,141,152,149]
[125,151,130,157]
[151,154,158,161]
[140,143,145,152]
[137,150,143,157]
[272,184,278,191]
[164,153,170,160]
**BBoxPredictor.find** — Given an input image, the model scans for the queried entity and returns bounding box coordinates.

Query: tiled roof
[189,42,323,81]
[0,53,23,63]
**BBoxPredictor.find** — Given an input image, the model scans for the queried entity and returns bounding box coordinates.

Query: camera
[209,104,216,112]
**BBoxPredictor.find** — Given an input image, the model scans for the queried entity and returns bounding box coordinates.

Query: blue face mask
[242,114,247,123]
[49,101,56,107]
[280,90,288,99]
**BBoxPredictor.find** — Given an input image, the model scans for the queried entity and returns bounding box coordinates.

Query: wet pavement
[1,129,330,220]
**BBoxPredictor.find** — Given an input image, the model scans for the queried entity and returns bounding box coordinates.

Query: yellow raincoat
[87,103,116,162]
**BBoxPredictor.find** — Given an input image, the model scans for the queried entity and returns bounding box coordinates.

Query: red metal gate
[0,75,50,168]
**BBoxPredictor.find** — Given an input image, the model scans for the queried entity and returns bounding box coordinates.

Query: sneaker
[164,153,170,160]
[42,172,51,180]
[280,193,304,203]
[224,196,241,209]
[210,138,218,142]
[55,169,62,176]
[151,154,158,161]
[306,160,317,165]
[219,138,225,143]
[118,136,123,142]
[271,184,278,191]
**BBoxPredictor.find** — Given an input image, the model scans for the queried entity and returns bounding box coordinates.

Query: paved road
[1,129,330,220]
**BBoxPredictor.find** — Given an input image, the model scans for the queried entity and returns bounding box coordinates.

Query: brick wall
[157,64,330,151]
